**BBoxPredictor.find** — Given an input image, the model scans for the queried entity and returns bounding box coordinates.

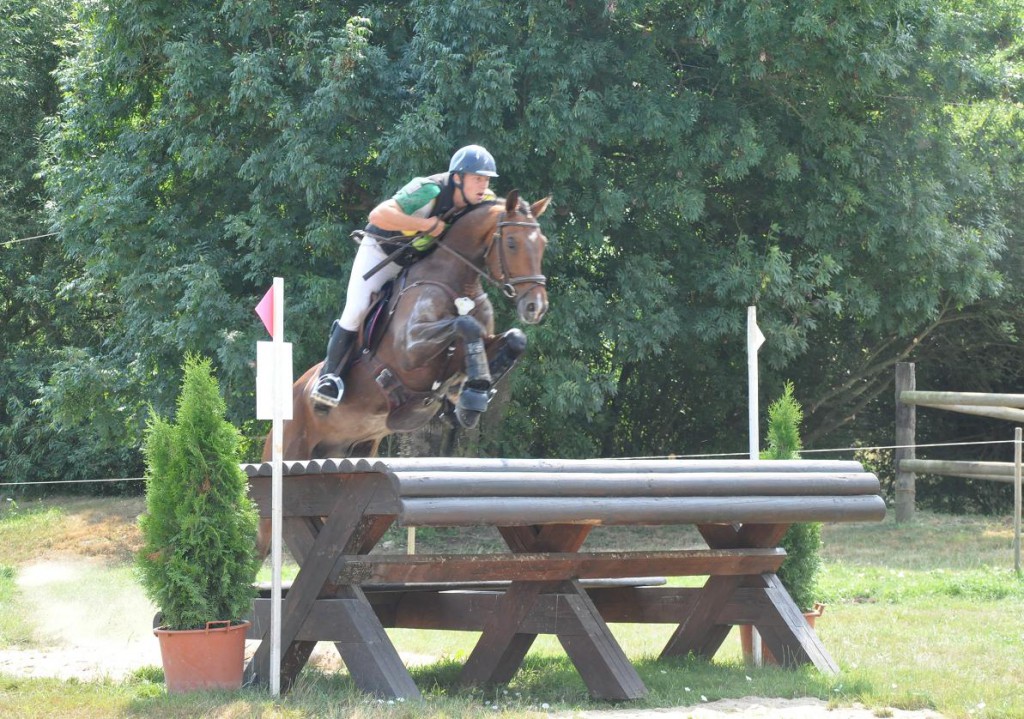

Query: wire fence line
[1,438,1018,488]
[631,438,1017,460]
[1,231,58,248]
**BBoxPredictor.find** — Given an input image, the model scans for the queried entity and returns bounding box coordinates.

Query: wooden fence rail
[894,362,1023,572]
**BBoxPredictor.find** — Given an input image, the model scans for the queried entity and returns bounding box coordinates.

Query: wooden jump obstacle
[240,457,886,700]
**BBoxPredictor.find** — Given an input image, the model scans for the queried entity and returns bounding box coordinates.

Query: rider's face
[456,173,491,205]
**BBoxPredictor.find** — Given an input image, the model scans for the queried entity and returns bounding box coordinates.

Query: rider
[310,144,499,409]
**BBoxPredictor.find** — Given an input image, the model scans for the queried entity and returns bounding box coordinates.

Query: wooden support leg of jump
[658,523,801,661]
[554,580,649,701]
[326,584,424,698]
[246,476,418,698]
[458,579,646,701]
[465,520,645,702]
[659,573,742,660]
[753,573,839,674]
[458,580,545,688]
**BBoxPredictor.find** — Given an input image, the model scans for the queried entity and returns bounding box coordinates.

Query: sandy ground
[0,557,950,719]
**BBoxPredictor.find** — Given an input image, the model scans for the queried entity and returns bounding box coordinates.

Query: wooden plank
[329,549,785,585]
[901,458,1017,480]
[249,586,778,636]
[374,457,868,474]
[400,495,886,527]
[397,472,879,497]
[452,577,645,698]
[281,516,320,565]
[241,457,377,477]
[912,403,1024,423]
[900,390,1024,409]
[248,472,401,518]
[246,482,370,690]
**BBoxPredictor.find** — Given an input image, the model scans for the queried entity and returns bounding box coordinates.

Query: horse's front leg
[485,328,527,387]
[450,316,492,427]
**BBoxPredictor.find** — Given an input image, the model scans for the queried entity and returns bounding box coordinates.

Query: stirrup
[310,374,344,409]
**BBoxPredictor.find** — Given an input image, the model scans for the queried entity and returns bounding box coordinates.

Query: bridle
[436,209,547,300]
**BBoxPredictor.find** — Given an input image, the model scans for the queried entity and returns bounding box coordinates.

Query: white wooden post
[255,277,292,696]
[746,306,765,666]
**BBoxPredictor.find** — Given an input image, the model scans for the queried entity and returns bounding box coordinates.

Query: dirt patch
[0,555,162,680]
[0,495,145,565]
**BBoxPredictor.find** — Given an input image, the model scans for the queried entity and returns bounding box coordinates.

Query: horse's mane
[454,193,530,226]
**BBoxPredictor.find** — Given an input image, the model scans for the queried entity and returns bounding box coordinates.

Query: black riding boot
[310,321,357,410]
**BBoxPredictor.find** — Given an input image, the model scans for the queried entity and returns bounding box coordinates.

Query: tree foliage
[2,0,1020,490]
[0,0,139,490]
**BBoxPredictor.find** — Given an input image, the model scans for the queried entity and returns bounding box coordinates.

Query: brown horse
[262,190,550,467]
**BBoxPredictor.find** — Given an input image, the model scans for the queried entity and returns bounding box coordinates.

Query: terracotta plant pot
[154,620,250,693]
[739,603,825,665]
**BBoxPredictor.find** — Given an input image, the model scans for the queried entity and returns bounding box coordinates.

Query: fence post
[1015,427,1021,575]
[895,363,916,522]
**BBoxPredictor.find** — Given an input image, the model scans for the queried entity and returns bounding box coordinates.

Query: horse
[259,189,550,471]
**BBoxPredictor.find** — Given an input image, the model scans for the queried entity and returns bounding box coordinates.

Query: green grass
[1,501,1023,718]
[0,563,35,648]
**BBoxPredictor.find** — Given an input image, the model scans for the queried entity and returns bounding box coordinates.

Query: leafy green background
[3,1,1023,512]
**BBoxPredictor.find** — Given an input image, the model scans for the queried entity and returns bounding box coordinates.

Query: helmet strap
[452,172,471,206]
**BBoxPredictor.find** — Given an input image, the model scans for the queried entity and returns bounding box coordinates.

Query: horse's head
[486,190,551,325]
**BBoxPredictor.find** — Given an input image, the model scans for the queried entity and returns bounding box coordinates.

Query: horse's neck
[422,210,495,294]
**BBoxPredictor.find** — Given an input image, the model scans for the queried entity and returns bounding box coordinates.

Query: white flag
[747,306,765,351]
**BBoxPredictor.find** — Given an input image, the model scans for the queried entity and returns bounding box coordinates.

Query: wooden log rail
[240,457,886,701]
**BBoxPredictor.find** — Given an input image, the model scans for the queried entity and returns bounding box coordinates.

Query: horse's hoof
[458,387,490,412]
[455,406,482,429]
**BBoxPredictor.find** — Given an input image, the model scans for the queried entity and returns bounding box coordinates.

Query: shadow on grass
[111,652,882,719]
[285,652,873,711]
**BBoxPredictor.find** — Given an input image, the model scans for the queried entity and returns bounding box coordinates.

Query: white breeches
[338,236,403,332]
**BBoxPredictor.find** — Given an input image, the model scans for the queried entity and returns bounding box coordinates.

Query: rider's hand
[427,218,447,238]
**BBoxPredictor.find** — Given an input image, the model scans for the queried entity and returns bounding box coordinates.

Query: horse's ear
[530,196,552,218]
[505,189,520,214]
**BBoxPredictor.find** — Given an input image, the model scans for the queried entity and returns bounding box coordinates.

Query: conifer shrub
[137,354,260,630]
[761,381,821,612]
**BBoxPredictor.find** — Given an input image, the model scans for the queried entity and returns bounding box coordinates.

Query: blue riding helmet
[449,145,498,177]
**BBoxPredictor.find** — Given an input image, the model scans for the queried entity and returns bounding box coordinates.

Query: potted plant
[740,381,824,663]
[137,354,261,693]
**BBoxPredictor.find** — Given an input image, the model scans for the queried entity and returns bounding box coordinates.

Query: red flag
[255,286,274,337]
